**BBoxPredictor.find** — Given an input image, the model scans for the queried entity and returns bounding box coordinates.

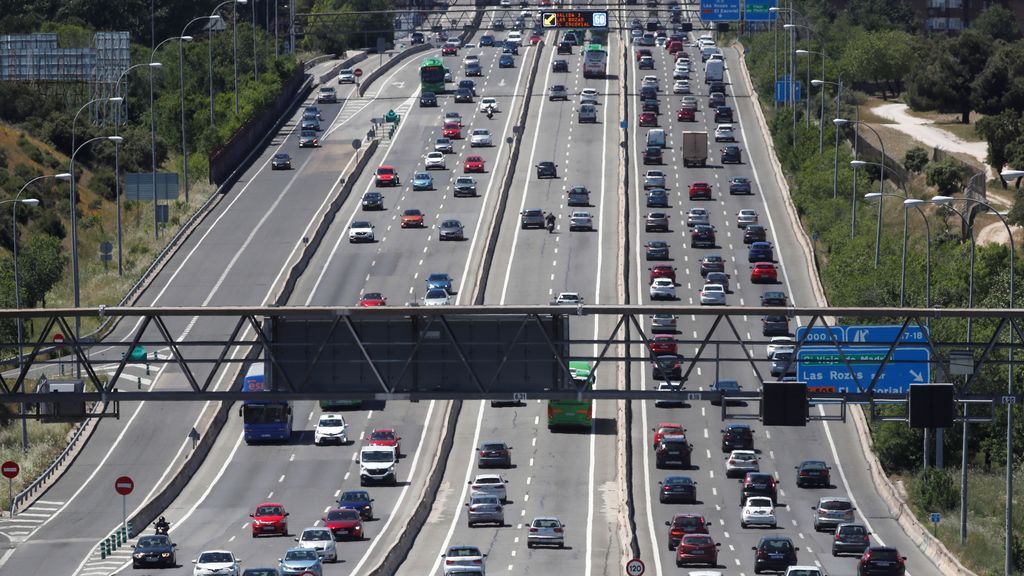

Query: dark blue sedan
[748,241,774,263]
[337,490,374,520]
[646,188,669,208]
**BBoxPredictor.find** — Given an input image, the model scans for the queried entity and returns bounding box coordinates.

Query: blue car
[337,490,374,520]
[748,241,774,263]
[499,54,515,68]
[412,171,433,190]
[646,188,669,208]
[279,547,322,575]
[426,272,453,293]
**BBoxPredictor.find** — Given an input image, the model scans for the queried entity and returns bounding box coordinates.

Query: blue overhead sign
[774,76,801,103]
[744,0,777,22]
[793,325,931,393]
[700,0,741,22]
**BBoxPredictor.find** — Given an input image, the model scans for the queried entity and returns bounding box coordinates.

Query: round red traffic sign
[625,558,645,576]
[1,461,19,479]
[115,475,134,495]
[353,68,363,77]
[53,333,65,344]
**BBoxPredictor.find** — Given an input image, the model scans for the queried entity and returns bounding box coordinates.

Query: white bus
[582,44,607,79]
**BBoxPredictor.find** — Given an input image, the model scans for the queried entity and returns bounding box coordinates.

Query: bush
[872,418,923,473]
[926,157,965,195]
[904,147,929,173]
[911,468,959,512]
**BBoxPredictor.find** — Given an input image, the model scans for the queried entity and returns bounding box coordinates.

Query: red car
[675,534,720,567]
[652,422,685,449]
[688,182,712,200]
[648,265,676,284]
[401,209,424,228]
[677,108,695,122]
[442,45,457,56]
[530,34,542,45]
[443,121,462,139]
[639,112,658,127]
[322,507,365,540]
[665,514,710,550]
[649,335,677,355]
[368,427,402,456]
[750,262,778,283]
[250,502,288,537]
[358,292,387,306]
[375,165,400,186]
[464,155,485,173]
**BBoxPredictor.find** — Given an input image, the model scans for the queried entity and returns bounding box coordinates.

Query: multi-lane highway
[0,3,949,576]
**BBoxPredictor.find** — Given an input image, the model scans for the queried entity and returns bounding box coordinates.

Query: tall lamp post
[838,119,887,267]
[209,1,247,126]
[812,77,844,200]
[251,0,258,81]
[234,0,251,115]
[798,49,832,152]
[151,36,189,240]
[114,62,161,276]
[769,6,782,110]
[785,25,815,131]
[180,18,217,205]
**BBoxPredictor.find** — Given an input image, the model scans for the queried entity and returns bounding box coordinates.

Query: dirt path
[871,103,992,177]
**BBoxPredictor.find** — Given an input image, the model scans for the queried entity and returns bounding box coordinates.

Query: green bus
[419,57,446,94]
[547,360,594,429]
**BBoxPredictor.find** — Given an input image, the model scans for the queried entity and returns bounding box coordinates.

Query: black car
[714,105,733,123]
[690,224,715,248]
[833,523,872,556]
[361,191,384,210]
[420,91,437,107]
[499,54,515,68]
[639,56,655,70]
[655,435,692,469]
[503,41,519,55]
[552,59,569,72]
[642,99,660,114]
[708,92,726,108]
[132,534,176,568]
[651,354,683,381]
[564,32,580,45]
[858,546,907,575]
[721,145,742,164]
[454,87,474,103]
[744,224,767,244]
[536,161,558,178]
[439,219,465,241]
[480,34,495,47]
[795,460,832,488]
[271,153,292,170]
[752,536,799,573]
[721,423,754,451]
[709,80,727,95]
[709,379,741,404]
[729,177,752,194]
[410,31,425,44]
[659,475,697,504]
[699,255,725,276]
[493,21,506,31]
[567,185,590,206]
[458,79,477,95]
[762,315,790,336]
[645,240,670,260]
[640,85,658,101]
[478,441,513,468]
[643,146,663,165]
[760,291,787,306]
[557,41,572,54]
[741,472,778,505]
[705,271,730,292]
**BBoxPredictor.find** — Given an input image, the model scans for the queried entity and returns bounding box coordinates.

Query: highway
[0,4,951,576]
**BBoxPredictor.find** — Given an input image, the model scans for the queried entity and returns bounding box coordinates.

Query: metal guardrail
[303,53,336,70]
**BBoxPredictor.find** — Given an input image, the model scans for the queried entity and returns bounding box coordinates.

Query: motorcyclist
[155,516,170,534]
[545,212,556,232]
[486,105,494,120]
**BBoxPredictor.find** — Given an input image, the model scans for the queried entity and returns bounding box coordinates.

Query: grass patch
[0,411,73,512]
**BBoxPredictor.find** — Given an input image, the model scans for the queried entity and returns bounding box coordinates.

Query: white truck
[358,446,397,486]
[704,59,724,84]
[682,131,708,167]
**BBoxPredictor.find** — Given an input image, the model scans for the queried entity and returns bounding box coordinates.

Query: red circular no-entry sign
[53,333,65,344]
[353,68,364,77]
[115,475,134,495]
[1,461,19,479]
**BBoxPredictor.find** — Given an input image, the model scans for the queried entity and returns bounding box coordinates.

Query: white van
[358,446,397,486]
[507,30,523,45]
[646,128,666,149]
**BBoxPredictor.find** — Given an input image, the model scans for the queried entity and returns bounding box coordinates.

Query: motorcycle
[154,520,170,535]
[546,218,555,233]
[485,106,494,120]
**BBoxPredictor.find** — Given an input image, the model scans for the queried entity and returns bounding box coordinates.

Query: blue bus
[240,364,292,443]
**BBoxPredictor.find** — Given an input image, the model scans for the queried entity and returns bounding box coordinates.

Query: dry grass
[0,411,73,512]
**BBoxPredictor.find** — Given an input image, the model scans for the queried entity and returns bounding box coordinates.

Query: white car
[766,336,795,358]
[783,567,823,576]
[442,545,487,575]
[435,137,454,153]
[741,496,778,529]
[295,527,338,562]
[580,88,599,105]
[445,38,462,47]
[526,516,565,548]
[507,31,522,45]
[478,97,499,112]
[569,211,593,231]
[337,68,355,83]
[644,170,666,189]
[500,0,511,5]
[673,67,690,80]
[552,292,583,305]
[686,207,710,227]
[348,221,375,243]
[737,209,758,228]
[425,151,447,170]
[700,284,726,305]
[470,128,492,147]
[314,414,348,445]
[680,95,699,109]
[641,75,659,90]
[423,288,451,306]
[468,473,508,502]
[725,449,760,478]
[649,278,676,300]
[192,550,240,576]
[673,80,690,94]
[714,124,735,142]
[463,54,480,65]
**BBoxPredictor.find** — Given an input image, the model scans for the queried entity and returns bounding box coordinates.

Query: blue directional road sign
[795,325,845,345]
[700,0,741,22]
[797,346,930,393]
[774,76,801,103]
[846,325,929,345]
[744,0,777,22]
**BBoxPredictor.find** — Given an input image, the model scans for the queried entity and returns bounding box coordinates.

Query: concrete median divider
[317,52,368,85]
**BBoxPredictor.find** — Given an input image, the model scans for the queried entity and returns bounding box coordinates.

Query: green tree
[971,4,1022,43]
[904,147,929,173]
[907,30,993,123]
[971,41,1024,116]
[840,0,917,32]
[17,234,65,308]
[975,109,1024,175]
[839,29,918,98]
[925,158,964,195]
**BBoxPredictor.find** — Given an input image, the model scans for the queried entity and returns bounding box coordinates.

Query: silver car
[526,516,565,548]
[651,314,677,333]
[812,496,856,532]
[644,170,666,189]
[737,209,758,228]
[699,283,726,306]
[279,547,323,576]
[725,449,759,478]
[435,137,454,153]
[686,207,709,227]
[466,494,504,527]
[441,545,487,575]
[294,527,337,563]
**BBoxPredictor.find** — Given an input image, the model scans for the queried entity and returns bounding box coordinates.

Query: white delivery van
[358,446,397,486]
[704,59,724,83]
[646,128,667,148]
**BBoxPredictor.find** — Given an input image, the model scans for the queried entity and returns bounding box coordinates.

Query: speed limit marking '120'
[625,558,645,576]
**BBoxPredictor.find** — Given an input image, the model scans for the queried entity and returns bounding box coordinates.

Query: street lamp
[1002,168,1024,184]
[839,118,888,267]
[813,77,844,202]
[788,31,817,131]
[181,18,217,206]
[113,62,161,276]
[800,49,831,152]
[769,6,782,110]
[864,191,925,308]
[234,0,251,115]
[209,0,248,124]
[151,36,189,240]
